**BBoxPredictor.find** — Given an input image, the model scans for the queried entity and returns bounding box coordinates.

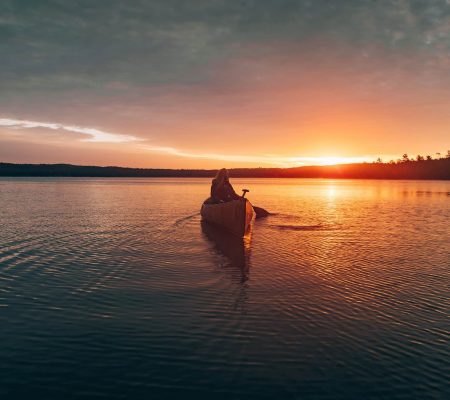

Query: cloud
[142,144,371,167]
[1,0,448,96]
[0,118,138,143]
[0,116,374,166]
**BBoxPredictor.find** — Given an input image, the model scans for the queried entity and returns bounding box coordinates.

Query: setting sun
[307,156,370,166]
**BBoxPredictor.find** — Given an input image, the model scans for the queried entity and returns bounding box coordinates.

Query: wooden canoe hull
[200,198,254,237]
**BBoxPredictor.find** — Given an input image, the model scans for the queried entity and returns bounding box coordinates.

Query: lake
[0,178,449,399]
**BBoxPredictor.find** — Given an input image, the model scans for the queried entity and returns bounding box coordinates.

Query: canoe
[201,198,254,237]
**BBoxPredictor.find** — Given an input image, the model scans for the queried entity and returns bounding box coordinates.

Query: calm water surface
[1,178,449,399]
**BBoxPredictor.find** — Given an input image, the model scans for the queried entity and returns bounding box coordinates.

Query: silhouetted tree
[426,155,432,161]
[376,157,383,163]
[402,154,409,162]
[1,154,449,179]
[416,155,424,161]
[436,152,441,159]
[447,150,450,158]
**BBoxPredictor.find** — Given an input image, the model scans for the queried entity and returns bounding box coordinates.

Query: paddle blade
[253,206,270,219]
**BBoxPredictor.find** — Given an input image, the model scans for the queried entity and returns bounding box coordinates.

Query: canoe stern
[201,198,254,237]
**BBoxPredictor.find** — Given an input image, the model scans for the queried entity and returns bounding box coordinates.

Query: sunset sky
[1,0,449,168]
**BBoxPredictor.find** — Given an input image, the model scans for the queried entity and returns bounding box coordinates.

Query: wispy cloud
[0,118,138,143]
[0,117,376,166]
[0,117,283,164]
[143,145,371,167]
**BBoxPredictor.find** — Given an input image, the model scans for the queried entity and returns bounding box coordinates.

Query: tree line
[0,152,449,180]
[375,150,450,164]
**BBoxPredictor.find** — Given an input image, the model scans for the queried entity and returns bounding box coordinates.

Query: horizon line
[1,157,448,171]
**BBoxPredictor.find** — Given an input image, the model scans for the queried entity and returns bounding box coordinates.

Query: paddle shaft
[241,189,269,218]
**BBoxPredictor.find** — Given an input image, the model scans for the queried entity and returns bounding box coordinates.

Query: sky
[1,0,449,168]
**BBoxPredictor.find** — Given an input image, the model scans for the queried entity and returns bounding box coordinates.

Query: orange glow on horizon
[305,156,370,166]
[1,44,448,169]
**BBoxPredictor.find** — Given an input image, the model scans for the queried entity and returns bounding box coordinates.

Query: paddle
[241,189,270,219]
[253,206,270,219]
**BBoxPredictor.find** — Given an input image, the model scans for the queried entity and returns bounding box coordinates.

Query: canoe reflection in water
[201,220,252,284]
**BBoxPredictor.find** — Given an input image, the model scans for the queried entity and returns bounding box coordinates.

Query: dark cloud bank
[1,0,448,94]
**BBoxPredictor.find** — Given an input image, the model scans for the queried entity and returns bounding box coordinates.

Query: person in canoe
[210,168,241,203]
[204,168,269,218]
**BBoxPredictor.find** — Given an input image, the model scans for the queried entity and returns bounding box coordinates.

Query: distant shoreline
[1,159,449,180]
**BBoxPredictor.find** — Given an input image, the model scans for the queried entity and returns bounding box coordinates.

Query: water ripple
[0,178,449,399]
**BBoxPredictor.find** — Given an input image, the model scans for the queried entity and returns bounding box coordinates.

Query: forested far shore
[0,157,449,180]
